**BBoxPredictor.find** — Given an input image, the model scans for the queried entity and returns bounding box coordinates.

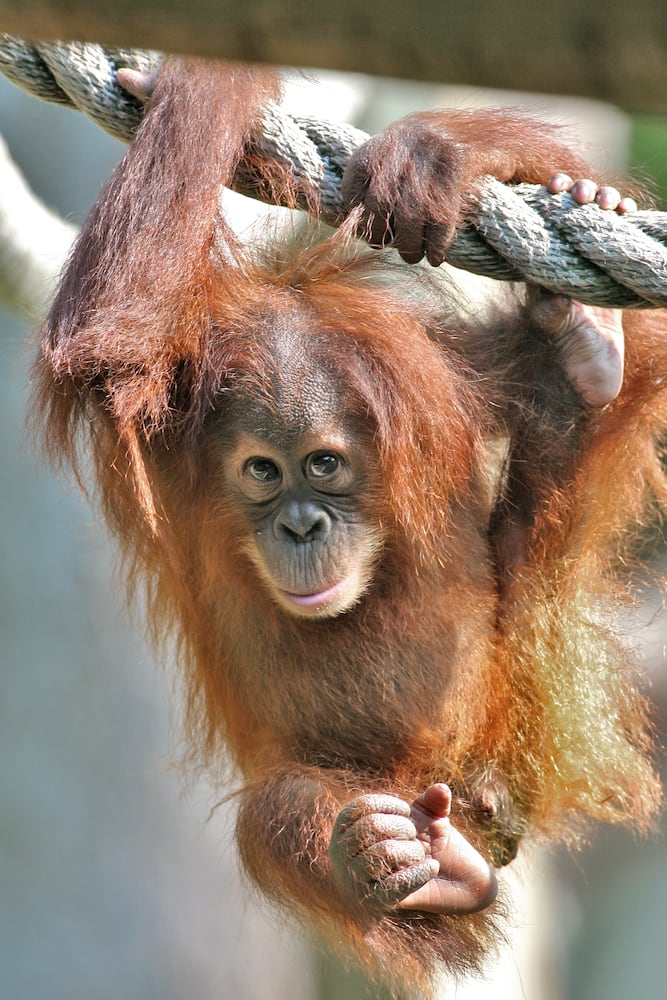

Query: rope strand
[1,35,665,308]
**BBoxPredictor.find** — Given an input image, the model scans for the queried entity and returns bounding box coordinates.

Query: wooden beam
[1,0,667,112]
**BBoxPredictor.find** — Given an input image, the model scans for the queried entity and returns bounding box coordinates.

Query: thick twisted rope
[1,35,666,309]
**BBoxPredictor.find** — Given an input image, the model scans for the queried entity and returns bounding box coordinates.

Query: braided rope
[1,35,666,308]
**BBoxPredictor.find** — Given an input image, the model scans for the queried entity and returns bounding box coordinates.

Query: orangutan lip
[280,579,346,609]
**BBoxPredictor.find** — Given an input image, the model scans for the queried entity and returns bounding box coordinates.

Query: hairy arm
[341,109,595,265]
[235,767,498,935]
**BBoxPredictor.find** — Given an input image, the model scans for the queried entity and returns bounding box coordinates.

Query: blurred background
[1,66,666,1000]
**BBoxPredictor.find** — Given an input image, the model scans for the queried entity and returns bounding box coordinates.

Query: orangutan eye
[245,457,282,483]
[307,452,341,478]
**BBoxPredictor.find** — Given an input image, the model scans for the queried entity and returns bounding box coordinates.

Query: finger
[412,783,453,819]
[399,246,427,265]
[365,209,396,249]
[334,794,411,833]
[526,287,573,330]
[393,217,426,264]
[348,838,427,882]
[595,185,621,211]
[424,220,453,267]
[546,172,573,194]
[338,814,418,855]
[617,196,638,214]
[376,860,440,906]
[340,155,371,210]
[398,862,498,914]
[115,67,159,103]
[569,178,598,205]
[342,171,395,248]
[354,183,396,247]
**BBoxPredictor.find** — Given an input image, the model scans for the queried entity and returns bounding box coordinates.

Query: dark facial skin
[221,391,383,619]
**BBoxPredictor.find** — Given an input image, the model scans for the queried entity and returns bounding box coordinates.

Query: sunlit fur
[32,60,666,996]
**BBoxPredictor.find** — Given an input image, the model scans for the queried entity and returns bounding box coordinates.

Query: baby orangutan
[34,60,665,995]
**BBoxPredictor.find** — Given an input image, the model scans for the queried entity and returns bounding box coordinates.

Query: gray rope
[1,35,666,309]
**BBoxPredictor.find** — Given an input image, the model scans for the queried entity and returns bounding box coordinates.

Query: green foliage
[630,116,667,208]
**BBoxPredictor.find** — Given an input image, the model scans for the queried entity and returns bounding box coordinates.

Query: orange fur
[32,59,665,996]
